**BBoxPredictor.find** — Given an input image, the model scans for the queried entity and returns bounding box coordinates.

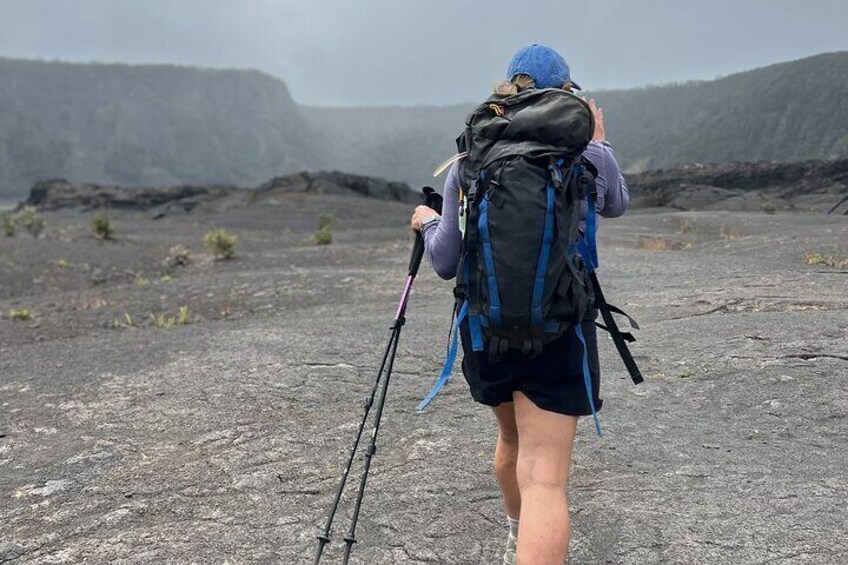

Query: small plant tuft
[177,305,192,325]
[112,312,135,329]
[2,214,14,237]
[9,308,31,321]
[151,312,176,329]
[219,294,234,317]
[317,213,337,230]
[674,218,693,235]
[313,213,336,245]
[163,244,192,268]
[15,207,45,237]
[204,229,238,260]
[638,236,693,252]
[313,226,333,245]
[2,207,45,237]
[638,236,673,251]
[762,201,777,214]
[804,252,848,268]
[91,214,115,240]
[720,226,743,240]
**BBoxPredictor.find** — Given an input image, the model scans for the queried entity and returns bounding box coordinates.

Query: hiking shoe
[502,533,517,565]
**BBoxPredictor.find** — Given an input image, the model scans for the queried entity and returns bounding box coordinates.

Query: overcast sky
[1,0,846,106]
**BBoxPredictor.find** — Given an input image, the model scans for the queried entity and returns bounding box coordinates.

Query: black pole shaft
[341,316,405,565]
[313,325,402,565]
[314,186,439,563]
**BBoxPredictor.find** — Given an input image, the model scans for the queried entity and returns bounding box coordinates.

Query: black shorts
[459,320,602,416]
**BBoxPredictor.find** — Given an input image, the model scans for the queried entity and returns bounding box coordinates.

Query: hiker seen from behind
[411,44,637,565]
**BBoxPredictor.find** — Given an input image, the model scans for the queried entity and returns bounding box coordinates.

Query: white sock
[507,515,519,540]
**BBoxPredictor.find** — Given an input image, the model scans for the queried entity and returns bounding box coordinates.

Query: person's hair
[496,73,535,95]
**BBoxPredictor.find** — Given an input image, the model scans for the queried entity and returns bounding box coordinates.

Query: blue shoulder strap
[417,300,468,411]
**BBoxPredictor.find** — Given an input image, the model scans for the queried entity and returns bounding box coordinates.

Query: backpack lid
[463,88,594,171]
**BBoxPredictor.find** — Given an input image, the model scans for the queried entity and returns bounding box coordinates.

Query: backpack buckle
[549,163,564,191]
[467,179,479,201]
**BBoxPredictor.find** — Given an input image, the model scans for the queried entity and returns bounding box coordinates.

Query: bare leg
[491,402,521,518]
[513,391,578,565]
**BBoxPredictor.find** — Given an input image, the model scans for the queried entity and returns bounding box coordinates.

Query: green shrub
[762,201,777,214]
[2,207,45,237]
[9,308,31,321]
[177,306,191,325]
[91,214,115,240]
[804,252,848,268]
[2,214,15,237]
[163,244,192,268]
[317,213,337,230]
[112,312,135,329]
[150,312,175,329]
[16,206,45,237]
[204,228,238,260]
[313,226,333,245]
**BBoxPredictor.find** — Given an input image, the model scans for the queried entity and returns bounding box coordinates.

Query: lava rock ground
[1,196,846,564]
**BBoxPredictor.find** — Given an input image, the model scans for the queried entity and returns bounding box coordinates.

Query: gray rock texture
[628,158,848,214]
[19,171,417,214]
[1,193,846,564]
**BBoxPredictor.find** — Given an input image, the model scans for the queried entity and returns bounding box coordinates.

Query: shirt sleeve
[581,141,630,218]
[422,161,462,280]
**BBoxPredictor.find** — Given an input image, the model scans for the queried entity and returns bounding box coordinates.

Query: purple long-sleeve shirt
[422,140,630,280]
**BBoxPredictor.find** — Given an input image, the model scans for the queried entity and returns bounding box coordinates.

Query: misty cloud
[1,0,846,106]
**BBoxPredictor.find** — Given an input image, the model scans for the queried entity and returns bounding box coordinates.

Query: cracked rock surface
[1,196,847,564]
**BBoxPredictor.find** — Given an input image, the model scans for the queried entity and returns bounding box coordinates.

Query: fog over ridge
[1,0,847,106]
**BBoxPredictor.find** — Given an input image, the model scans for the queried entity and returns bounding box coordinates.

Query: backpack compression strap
[477,171,503,327]
[589,273,644,385]
[417,300,468,410]
[574,164,644,386]
[575,323,603,437]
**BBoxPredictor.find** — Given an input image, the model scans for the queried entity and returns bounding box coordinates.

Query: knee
[516,451,568,492]
[494,432,519,473]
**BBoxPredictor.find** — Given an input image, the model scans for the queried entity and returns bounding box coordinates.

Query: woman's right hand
[410,205,440,232]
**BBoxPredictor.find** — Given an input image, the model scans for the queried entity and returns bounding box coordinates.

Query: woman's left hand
[582,97,606,142]
[410,205,439,231]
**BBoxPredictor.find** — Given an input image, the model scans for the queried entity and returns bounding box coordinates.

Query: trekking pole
[341,317,402,564]
[314,187,442,564]
[313,327,401,564]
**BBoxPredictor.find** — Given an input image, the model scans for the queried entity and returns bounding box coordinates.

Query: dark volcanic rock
[22,179,241,212]
[20,171,419,212]
[252,171,418,203]
[628,158,848,213]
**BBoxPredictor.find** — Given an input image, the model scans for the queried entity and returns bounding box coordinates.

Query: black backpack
[419,88,642,424]
[456,88,597,358]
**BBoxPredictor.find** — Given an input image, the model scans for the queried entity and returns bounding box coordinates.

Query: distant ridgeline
[1,52,847,200]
